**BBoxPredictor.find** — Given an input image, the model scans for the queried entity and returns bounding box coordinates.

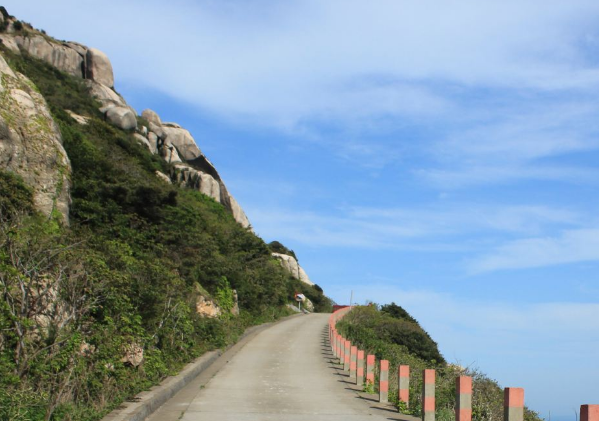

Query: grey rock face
[133,133,152,151]
[147,132,159,154]
[141,109,161,126]
[161,141,183,164]
[161,126,202,161]
[105,106,137,131]
[173,164,221,202]
[14,35,84,78]
[0,34,20,53]
[155,171,172,184]
[85,48,114,88]
[272,253,315,286]
[0,54,71,222]
[228,194,250,228]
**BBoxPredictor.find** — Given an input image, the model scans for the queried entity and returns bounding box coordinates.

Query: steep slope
[0,8,331,421]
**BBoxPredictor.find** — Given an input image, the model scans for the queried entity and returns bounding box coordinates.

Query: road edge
[101,313,304,421]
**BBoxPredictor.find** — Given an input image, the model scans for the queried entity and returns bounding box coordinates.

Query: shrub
[13,20,23,31]
[268,240,297,259]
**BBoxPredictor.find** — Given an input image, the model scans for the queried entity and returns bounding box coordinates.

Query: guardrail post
[336,334,341,361]
[379,360,389,403]
[331,329,335,354]
[399,365,409,407]
[456,376,472,421]
[344,340,351,371]
[339,337,345,364]
[366,354,375,387]
[350,346,357,381]
[422,369,435,421]
[504,388,524,421]
[356,350,365,386]
[581,405,599,421]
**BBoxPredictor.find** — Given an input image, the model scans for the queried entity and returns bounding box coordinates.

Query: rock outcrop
[138,108,251,228]
[14,34,84,78]
[85,48,114,88]
[121,343,144,367]
[272,253,315,286]
[0,54,70,222]
[0,18,251,229]
[196,295,222,318]
[105,106,136,130]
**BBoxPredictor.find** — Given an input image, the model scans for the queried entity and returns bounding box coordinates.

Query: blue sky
[6,0,599,418]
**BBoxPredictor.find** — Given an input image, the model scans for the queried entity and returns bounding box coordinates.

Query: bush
[268,240,297,259]
[0,170,34,215]
[13,20,23,31]
[336,306,543,421]
[0,7,9,20]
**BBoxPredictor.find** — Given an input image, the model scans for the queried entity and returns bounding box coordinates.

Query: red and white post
[344,340,351,371]
[456,376,472,421]
[581,405,599,421]
[350,346,357,381]
[379,360,389,403]
[331,329,336,355]
[422,369,435,421]
[398,365,410,407]
[504,388,524,421]
[366,354,375,387]
[356,350,365,386]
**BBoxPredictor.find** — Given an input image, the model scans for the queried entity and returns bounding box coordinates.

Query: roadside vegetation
[0,46,331,421]
[336,304,542,421]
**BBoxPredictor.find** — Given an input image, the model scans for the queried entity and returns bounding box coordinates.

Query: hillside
[0,8,331,421]
[336,304,542,421]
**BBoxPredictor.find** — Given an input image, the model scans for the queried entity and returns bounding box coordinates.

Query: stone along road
[148,313,419,421]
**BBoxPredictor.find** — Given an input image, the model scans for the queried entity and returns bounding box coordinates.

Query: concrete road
[148,313,419,421]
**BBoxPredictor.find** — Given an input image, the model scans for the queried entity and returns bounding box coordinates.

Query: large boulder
[141,109,161,126]
[0,34,20,54]
[160,125,202,161]
[105,106,137,130]
[196,295,222,318]
[0,54,71,222]
[85,48,114,88]
[228,194,250,228]
[272,253,315,286]
[173,164,221,202]
[13,35,84,78]
[161,140,183,163]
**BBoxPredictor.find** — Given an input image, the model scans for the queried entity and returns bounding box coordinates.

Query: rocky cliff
[0,52,70,222]
[272,252,315,286]
[0,13,250,228]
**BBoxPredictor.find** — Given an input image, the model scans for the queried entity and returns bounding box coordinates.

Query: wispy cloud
[246,203,581,250]
[9,0,599,127]
[419,99,599,188]
[470,228,599,273]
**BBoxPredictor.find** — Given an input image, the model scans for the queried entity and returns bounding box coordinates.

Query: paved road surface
[148,313,419,421]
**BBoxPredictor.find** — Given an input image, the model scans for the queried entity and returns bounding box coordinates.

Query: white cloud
[246,203,581,250]
[470,229,599,273]
[7,0,599,129]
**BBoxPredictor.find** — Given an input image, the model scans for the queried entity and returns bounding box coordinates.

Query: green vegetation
[336,305,541,421]
[267,240,297,260]
[0,46,332,421]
